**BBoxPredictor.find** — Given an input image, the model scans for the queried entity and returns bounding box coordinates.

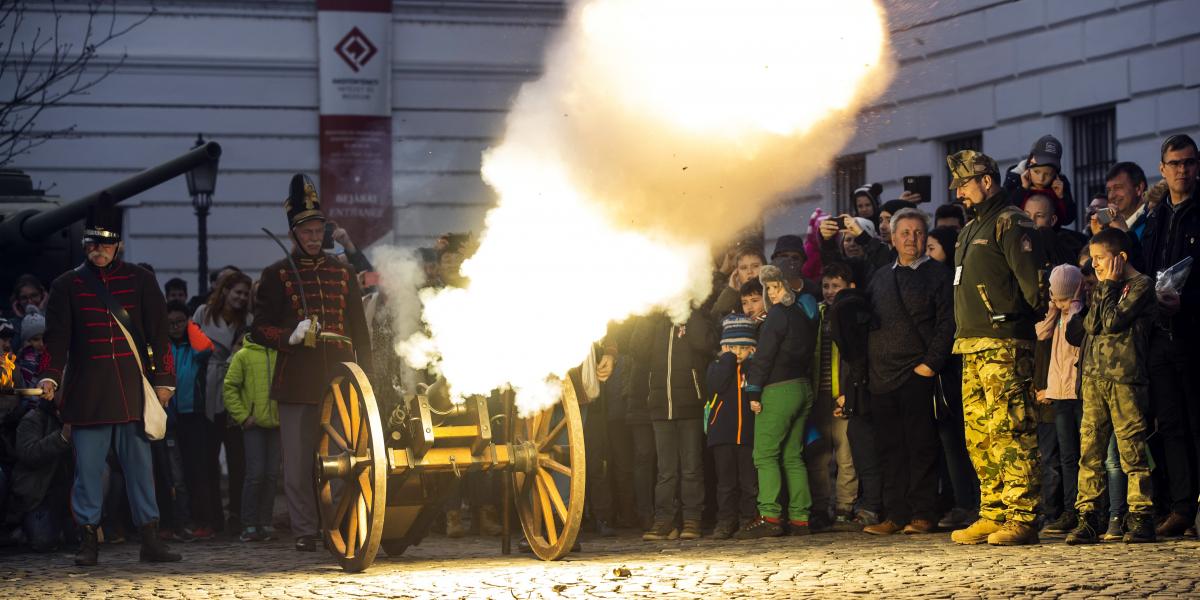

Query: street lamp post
[185,134,219,297]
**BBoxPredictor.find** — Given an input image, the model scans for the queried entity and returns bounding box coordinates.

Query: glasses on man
[1162,158,1198,171]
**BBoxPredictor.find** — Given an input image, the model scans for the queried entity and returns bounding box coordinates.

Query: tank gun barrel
[0,141,221,251]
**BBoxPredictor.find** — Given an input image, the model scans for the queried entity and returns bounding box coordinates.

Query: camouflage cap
[946,149,999,189]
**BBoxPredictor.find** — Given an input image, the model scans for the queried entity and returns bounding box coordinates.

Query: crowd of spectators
[0,132,1197,559]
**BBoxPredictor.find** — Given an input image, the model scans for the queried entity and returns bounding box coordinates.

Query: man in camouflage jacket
[946,150,1049,546]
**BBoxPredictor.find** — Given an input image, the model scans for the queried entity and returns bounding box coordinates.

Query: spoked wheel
[315,362,388,572]
[510,374,586,561]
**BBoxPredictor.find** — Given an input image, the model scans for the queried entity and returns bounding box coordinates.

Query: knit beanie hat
[20,309,45,346]
[1049,264,1083,300]
[758,264,795,308]
[720,314,758,347]
[854,217,879,239]
[770,235,807,261]
[880,199,917,216]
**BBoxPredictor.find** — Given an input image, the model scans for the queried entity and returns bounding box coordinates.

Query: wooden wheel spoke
[349,384,361,446]
[333,478,359,528]
[356,495,368,548]
[537,468,569,523]
[534,474,558,545]
[332,384,353,446]
[537,408,552,441]
[537,418,567,451]
[321,423,350,453]
[540,456,572,478]
[357,468,373,507]
[345,502,358,558]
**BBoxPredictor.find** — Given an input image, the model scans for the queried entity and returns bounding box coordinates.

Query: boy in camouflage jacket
[1067,228,1157,545]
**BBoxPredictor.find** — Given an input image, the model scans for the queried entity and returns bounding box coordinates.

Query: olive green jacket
[952,190,1049,341]
[1081,273,1156,385]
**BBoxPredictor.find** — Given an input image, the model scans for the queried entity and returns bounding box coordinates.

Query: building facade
[12,0,1200,286]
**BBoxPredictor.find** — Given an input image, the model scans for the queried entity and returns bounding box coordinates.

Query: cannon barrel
[0,141,221,251]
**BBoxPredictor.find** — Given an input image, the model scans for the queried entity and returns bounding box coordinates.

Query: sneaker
[733,516,783,540]
[788,520,811,536]
[950,518,1002,545]
[1065,512,1100,545]
[260,526,276,541]
[294,534,320,552]
[642,520,679,541]
[172,528,197,543]
[711,520,737,540]
[853,509,881,527]
[678,519,702,540]
[1101,515,1125,541]
[190,527,215,541]
[239,527,260,542]
[1042,510,1078,535]
[986,521,1039,546]
[937,507,976,530]
[1123,512,1156,544]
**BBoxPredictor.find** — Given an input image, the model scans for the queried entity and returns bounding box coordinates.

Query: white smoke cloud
[391,0,894,413]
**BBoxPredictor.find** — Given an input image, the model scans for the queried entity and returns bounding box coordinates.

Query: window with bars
[944,133,982,204]
[833,154,866,215]
[1071,108,1116,227]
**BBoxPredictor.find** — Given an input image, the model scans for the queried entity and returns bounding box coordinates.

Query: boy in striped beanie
[704,314,759,538]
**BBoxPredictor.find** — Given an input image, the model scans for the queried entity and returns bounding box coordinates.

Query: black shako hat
[83,197,122,244]
[285,174,325,229]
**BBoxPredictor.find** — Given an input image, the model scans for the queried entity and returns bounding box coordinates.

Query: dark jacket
[1004,166,1077,228]
[629,312,715,421]
[1082,274,1156,385]
[1140,188,1200,338]
[953,191,1049,341]
[6,402,71,525]
[1036,226,1088,268]
[866,258,955,394]
[745,300,816,392]
[828,289,872,416]
[252,251,373,405]
[704,352,755,446]
[42,261,176,425]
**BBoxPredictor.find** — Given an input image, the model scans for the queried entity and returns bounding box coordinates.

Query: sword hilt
[304,314,320,348]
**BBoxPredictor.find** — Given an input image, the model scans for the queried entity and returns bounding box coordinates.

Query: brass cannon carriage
[312,363,587,572]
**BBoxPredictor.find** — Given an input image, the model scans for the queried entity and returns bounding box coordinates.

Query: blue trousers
[73,423,159,527]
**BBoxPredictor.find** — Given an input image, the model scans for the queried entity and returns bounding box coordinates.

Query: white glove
[289,319,313,346]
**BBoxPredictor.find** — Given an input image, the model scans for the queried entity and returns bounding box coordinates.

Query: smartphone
[903,175,932,203]
[837,216,851,230]
[1095,207,1114,225]
[322,222,335,249]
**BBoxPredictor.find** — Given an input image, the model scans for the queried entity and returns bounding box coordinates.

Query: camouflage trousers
[961,345,1041,524]
[1075,377,1153,515]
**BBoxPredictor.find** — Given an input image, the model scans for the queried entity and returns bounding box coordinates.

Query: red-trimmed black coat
[252,251,372,405]
[41,261,176,425]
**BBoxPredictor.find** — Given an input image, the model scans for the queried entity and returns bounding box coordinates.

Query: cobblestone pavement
[3,528,1199,599]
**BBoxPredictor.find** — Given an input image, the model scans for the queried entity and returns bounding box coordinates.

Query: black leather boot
[75,525,99,566]
[139,521,183,562]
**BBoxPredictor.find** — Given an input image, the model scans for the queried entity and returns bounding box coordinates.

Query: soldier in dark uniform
[252,175,373,552]
[38,200,182,566]
[945,150,1049,547]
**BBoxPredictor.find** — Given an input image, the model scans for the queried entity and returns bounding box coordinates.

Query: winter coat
[1082,274,1156,385]
[629,312,716,421]
[224,336,280,429]
[953,191,1049,342]
[865,258,955,394]
[41,261,176,426]
[828,289,872,417]
[169,322,214,416]
[745,300,815,391]
[1140,187,1200,339]
[194,305,252,421]
[704,352,755,446]
[5,402,71,525]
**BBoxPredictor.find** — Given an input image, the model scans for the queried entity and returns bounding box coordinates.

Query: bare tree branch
[0,0,155,168]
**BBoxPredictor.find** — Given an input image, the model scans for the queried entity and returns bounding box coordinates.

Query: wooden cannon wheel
[510,376,586,561]
[315,362,388,573]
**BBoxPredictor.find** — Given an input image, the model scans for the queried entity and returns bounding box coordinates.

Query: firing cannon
[312,364,587,572]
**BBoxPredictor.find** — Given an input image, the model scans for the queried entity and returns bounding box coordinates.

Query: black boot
[1123,512,1157,544]
[139,521,182,562]
[1065,512,1100,545]
[75,525,99,566]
